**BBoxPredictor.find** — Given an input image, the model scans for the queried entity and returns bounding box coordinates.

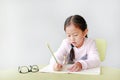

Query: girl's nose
[70,36,75,41]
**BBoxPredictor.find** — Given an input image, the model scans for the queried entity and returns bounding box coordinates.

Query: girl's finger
[68,65,77,72]
[54,63,62,71]
[58,64,62,68]
[74,66,80,72]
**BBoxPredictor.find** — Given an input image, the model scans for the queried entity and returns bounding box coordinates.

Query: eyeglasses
[18,65,39,74]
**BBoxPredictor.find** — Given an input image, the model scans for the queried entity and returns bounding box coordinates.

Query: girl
[50,15,100,72]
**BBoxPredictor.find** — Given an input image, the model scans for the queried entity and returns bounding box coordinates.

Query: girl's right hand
[53,63,63,71]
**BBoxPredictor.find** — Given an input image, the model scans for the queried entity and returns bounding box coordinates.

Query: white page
[39,64,101,75]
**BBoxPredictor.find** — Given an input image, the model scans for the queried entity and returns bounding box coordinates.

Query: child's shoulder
[62,38,70,44]
[85,38,95,42]
[84,38,96,44]
[60,38,71,49]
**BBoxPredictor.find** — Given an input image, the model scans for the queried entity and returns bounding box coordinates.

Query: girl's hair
[69,44,75,62]
[64,15,88,38]
[64,15,88,62]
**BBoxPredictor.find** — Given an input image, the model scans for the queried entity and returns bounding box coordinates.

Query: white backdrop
[0,0,120,69]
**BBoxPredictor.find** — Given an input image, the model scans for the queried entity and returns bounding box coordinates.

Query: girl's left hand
[68,62,82,72]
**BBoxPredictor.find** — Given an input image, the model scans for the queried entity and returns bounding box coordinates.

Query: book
[39,64,101,75]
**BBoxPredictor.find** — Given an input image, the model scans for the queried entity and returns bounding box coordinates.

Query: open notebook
[39,64,101,75]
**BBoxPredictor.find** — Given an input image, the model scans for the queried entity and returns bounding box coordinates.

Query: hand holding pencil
[46,42,63,71]
[53,63,63,71]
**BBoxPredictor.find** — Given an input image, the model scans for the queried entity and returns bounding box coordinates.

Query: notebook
[39,64,101,75]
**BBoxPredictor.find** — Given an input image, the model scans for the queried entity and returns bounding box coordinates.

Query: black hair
[69,44,75,62]
[64,15,88,62]
[64,15,88,38]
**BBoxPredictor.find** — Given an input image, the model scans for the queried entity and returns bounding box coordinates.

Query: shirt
[49,38,101,70]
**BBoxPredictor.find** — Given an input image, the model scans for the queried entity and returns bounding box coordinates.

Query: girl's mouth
[72,42,76,45]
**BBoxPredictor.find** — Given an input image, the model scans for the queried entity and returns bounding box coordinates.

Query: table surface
[0,66,120,80]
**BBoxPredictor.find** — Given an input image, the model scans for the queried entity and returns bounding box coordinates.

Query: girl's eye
[74,34,78,36]
[67,35,71,37]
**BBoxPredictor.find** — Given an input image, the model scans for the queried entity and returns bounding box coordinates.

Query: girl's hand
[68,62,82,72]
[53,63,63,71]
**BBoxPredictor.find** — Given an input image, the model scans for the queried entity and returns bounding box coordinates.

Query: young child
[50,15,100,72]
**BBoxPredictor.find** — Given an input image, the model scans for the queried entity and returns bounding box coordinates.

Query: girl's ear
[83,29,88,37]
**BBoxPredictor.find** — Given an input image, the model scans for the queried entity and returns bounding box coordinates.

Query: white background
[0,0,120,69]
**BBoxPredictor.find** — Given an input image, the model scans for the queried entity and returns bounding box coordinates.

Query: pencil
[46,42,58,64]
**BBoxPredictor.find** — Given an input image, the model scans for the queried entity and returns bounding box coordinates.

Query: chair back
[95,39,107,62]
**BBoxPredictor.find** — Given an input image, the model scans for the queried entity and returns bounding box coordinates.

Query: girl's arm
[78,40,101,70]
[49,39,68,66]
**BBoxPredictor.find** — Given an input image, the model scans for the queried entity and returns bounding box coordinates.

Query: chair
[95,39,107,62]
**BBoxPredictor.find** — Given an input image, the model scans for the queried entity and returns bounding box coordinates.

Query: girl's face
[65,23,88,48]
